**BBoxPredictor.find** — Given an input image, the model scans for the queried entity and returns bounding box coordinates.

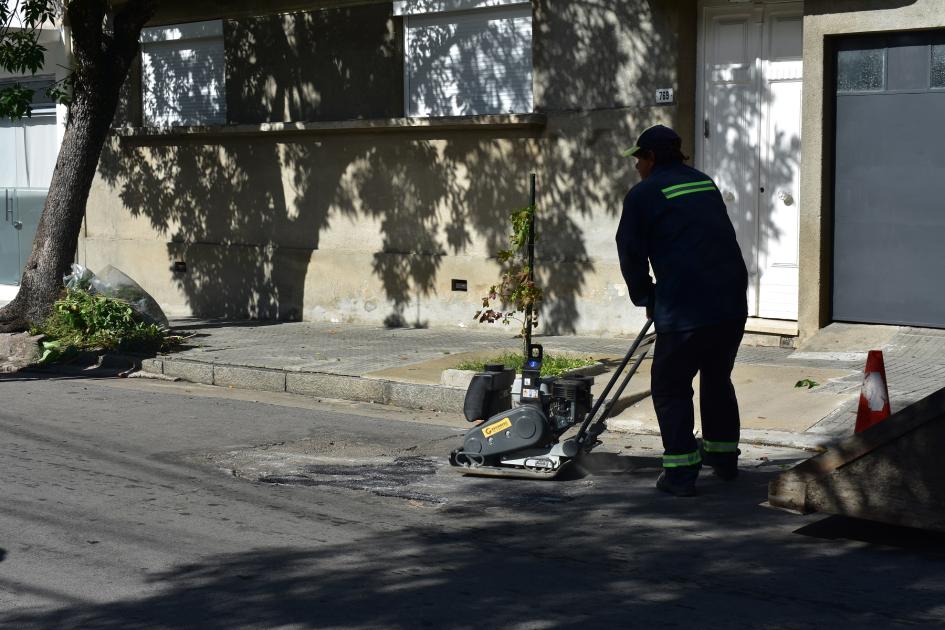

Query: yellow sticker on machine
[483,418,512,438]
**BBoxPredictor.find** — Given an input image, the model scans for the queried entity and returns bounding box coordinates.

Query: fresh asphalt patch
[258,456,445,505]
[202,422,813,511]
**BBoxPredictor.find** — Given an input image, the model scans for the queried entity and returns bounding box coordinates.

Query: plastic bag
[64,263,95,292]
[63,263,170,328]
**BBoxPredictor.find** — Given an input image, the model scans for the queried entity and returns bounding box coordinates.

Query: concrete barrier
[769,386,945,532]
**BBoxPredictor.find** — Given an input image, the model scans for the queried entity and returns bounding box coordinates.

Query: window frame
[931,43,945,90]
[139,19,227,127]
[835,47,887,94]
[399,1,534,118]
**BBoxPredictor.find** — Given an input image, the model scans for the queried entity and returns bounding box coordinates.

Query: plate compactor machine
[448,320,655,480]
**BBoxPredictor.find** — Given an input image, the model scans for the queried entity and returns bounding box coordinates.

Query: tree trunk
[0,0,155,332]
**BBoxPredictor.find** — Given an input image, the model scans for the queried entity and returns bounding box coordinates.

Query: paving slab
[365,350,524,385]
[798,322,899,354]
[609,363,860,434]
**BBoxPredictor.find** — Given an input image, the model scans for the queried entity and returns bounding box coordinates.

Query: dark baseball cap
[622,124,681,158]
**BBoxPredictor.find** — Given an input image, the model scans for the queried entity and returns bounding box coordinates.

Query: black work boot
[700,445,740,481]
[656,465,700,497]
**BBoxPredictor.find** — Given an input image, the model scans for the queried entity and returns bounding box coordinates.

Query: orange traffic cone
[854,350,891,433]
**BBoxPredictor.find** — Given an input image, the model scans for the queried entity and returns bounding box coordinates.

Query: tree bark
[0,0,156,332]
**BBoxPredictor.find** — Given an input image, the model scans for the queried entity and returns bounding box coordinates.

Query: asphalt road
[0,372,943,629]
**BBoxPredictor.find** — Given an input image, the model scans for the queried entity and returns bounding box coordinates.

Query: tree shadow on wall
[98,127,547,325]
[98,1,689,333]
[532,0,690,333]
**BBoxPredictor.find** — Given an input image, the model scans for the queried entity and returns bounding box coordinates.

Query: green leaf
[795,378,819,389]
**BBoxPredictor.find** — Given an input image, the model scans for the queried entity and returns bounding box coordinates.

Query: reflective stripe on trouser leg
[663,451,702,468]
[703,440,739,454]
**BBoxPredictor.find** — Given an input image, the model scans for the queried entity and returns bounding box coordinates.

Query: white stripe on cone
[863,371,889,412]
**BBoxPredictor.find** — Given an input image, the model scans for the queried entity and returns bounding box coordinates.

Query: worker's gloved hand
[645,287,655,321]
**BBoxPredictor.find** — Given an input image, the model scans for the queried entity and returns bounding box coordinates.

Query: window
[140,20,226,126]
[837,48,885,92]
[0,76,56,112]
[395,1,533,117]
[932,44,945,88]
[0,76,57,189]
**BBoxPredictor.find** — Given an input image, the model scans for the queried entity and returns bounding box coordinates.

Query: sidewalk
[140,319,945,451]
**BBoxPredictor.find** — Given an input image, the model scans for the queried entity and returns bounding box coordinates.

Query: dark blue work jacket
[616,162,748,333]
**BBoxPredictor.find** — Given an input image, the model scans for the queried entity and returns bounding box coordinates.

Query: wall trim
[114,113,547,140]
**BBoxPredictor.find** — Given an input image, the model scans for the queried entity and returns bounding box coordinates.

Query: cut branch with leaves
[474,204,543,337]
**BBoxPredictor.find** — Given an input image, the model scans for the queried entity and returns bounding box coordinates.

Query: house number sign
[655,88,675,104]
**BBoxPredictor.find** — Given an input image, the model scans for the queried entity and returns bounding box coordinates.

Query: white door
[700,3,803,320]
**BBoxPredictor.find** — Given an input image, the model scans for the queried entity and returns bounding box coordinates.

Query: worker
[616,124,748,497]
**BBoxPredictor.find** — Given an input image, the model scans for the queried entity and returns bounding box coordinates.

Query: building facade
[82,0,695,337]
[63,0,945,340]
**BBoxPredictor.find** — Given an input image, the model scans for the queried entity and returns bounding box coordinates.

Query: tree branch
[66,0,107,83]
[108,0,156,73]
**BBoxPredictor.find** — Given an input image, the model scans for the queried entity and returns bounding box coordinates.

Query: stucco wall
[534,0,696,155]
[82,0,697,336]
[799,0,945,340]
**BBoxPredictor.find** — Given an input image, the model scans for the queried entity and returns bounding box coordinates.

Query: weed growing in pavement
[454,352,595,377]
[475,204,543,336]
[31,289,183,363]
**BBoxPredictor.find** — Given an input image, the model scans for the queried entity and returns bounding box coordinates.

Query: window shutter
[406,5,533,117]
[0,123,18,188]
[394,0,528,15]
[141,20,226,126]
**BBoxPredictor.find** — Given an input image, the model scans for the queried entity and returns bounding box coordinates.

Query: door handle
[4,190,10,222]
[13,221,22,230]
[778,191,795,206]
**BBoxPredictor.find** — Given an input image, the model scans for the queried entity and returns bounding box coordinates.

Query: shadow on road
[0,371,119,384]
[796,515,945,554]
[2,464,944,628]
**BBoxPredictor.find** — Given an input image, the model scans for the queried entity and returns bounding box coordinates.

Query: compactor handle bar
[575,318,654,447]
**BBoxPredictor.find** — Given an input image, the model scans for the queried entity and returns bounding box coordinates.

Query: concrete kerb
[143,357,834,452]
[215,364,286,393]
[161,358,214,385]
[145,358,468,412]
[287,371,387,403]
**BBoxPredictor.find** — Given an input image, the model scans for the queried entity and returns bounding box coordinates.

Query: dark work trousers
[651,318,746,466]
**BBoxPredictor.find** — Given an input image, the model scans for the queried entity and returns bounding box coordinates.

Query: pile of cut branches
[31,289,183,364]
